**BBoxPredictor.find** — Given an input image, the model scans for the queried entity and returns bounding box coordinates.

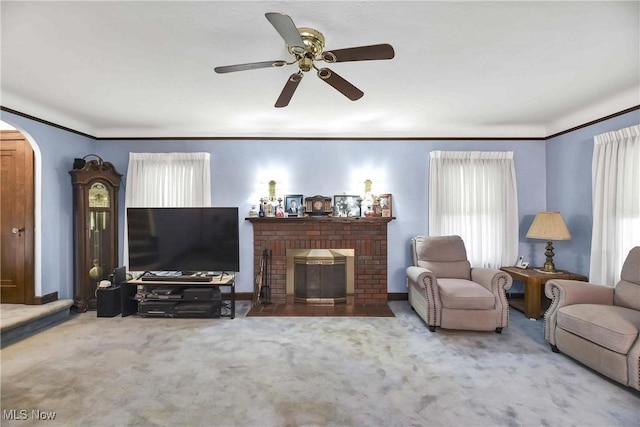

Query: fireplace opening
[287,249,355,305]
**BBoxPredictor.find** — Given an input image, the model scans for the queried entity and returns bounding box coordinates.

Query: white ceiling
[1,1,638,139]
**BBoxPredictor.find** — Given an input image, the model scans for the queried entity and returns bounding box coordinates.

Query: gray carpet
[1,301,639,427]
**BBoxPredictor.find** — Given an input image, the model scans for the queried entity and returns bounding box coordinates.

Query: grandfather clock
[69,156,121,312]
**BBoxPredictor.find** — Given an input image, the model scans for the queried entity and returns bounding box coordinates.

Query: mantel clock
[305,195,332,216]
[69,157,122,312]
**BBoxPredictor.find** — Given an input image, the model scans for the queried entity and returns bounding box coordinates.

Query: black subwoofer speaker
[97,286,122,317]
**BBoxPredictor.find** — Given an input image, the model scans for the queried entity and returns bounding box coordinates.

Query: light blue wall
[98,138,545,295]
[7,108,635,298]
[545,109,640,277]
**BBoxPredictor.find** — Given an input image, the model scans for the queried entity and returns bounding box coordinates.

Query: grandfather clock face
[88,182,110,208]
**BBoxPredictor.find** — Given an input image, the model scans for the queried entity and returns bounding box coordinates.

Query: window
[590,125,640,284]
[429,151,519,268]
[123,152,211,270]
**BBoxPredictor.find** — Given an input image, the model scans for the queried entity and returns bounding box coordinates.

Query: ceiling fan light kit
[214,12,395,108]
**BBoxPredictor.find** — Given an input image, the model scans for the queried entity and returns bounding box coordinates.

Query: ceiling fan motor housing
[288,27,325,71]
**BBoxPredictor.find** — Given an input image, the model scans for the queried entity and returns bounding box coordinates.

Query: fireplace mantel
[246,216,394,224]
[246,216,393,305]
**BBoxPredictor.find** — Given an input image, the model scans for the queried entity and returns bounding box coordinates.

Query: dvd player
[140,275,211,282]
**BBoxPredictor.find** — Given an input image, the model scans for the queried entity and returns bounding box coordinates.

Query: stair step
[1,299,74,348]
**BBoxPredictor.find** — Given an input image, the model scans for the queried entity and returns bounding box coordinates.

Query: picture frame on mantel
[284,194,303,217]
[379,193,392,217]
[334,195,361,218]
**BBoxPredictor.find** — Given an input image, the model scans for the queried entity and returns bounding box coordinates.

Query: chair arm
[543,279,614,344]
[406,266,441,327]
[471,268,513,293]
[406,266,437,289]
[544,279,614,307]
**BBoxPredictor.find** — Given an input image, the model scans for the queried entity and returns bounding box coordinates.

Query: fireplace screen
[287,249,354,304]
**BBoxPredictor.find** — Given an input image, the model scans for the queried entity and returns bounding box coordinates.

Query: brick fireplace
[247,217,392,305]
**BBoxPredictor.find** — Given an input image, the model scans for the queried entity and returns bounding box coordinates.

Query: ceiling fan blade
[265,12,305,52]
[214,60,287,74]
[275,73,303,108]
[322,44,395,63]
[317,68,364,101]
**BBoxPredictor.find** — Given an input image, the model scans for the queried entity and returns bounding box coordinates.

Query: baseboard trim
[236,292,253,301]
[507,292,525,299]
[30,292,58,305]
[388,292,408,301]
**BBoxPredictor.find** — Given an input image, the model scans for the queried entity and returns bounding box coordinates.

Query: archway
[1,120,42,303]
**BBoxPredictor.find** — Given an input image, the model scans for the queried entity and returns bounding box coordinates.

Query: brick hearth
[247,217,393,305]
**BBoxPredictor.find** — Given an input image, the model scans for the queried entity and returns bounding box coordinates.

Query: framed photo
[333,195,361,217]
[378,193,392,217]
[284,194,303,217]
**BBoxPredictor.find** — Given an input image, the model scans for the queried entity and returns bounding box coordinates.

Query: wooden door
[1,130,35,304]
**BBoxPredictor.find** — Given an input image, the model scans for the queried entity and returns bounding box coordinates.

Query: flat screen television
[127,207,239,273]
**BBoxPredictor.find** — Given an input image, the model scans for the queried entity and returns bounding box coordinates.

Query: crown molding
[2,105,638,142]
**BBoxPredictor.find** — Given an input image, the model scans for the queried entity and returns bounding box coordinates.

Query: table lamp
[526,211,571,272]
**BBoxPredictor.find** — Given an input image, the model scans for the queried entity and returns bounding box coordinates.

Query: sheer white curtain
[125,152,211,208]
[429,151,519,268]
[123,152,211,269]
[590,125,640,285]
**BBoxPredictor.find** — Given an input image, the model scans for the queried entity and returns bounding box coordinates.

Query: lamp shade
[526,212,571,240]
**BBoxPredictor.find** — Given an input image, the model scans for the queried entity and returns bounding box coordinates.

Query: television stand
[140,275,211,282]
[126,273,236,318]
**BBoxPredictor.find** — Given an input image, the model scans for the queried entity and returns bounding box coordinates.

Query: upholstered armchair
[544,246,640,391]
[406,235,513,333]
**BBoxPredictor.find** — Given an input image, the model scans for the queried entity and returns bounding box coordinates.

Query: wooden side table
[500,267,588,319]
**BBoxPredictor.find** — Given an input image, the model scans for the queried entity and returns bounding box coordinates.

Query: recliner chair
[544,246,640,391]
[406,235,513,332]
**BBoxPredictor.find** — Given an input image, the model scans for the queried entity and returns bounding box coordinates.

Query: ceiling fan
[214,12,395,108]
